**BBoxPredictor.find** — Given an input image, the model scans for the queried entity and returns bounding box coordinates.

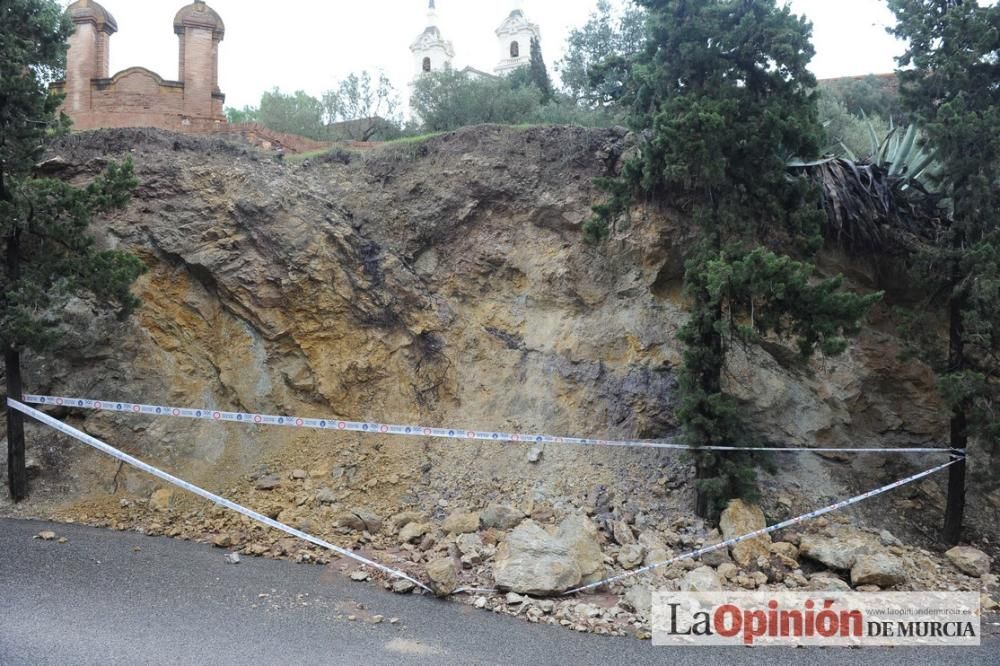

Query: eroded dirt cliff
[1,126,996,627]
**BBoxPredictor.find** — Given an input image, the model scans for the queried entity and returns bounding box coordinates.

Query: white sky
[76,0,906,111]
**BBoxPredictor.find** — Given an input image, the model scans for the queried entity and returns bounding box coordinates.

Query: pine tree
[888,0,1000,544]
[617,0,880,518]
[528,37,553,104]
[1,0,145,500]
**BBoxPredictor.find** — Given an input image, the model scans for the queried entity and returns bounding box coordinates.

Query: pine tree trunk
[5,347,26,502]
[694,274,725,520]
[943,269,967,545]
[4,204,27,501]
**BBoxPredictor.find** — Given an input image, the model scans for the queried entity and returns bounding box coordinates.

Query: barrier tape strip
[565,458,961,595]
[8,399,432,594]
[22,394,955,455]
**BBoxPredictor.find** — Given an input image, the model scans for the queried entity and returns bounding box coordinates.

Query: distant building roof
[174,1,225,38]
[67,0,117,33]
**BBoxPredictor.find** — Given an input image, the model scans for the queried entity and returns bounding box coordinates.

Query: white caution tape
[22,394,955,455]
[565,458,961,595]
[8,399,432,594]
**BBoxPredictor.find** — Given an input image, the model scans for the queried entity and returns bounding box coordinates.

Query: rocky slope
[1,126,996,634]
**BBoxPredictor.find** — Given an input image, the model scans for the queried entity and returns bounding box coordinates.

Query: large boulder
[799,535,870,570]
[719,500,770,567]
[851,554,905,588]
[493,521,580,595]
[426,558,458,596]
[493,515,605,595]
[480,504,525,530]
[945,546,992,578]
[557,514,606,584]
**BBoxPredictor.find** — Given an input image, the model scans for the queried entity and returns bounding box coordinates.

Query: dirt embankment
[1,125,995,633]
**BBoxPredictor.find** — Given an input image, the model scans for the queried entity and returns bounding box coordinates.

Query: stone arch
[423,56,432,72]
[510,41,519,58]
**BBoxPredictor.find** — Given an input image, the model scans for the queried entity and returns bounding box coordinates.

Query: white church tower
[410,0,455,76]
[494,1,541,75]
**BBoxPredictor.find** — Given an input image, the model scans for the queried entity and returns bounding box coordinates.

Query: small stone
[700,545,732,567]
[255,475,282,491]
[538,599,555,613]
[315,488,337,505]
[506,592,525,604]
[391,579,416,594]
[371,615,384,624]
[851,553,905,588]
[291,469,308,480]
[945,546,992,578]
[617,544,645,569]
[770,542,799,567]
[807,572,851,592]
[623,584,652,618]
[474,596,488,609]
[981,594,999,612]
[389,618,399,624]
[225,552,241,565]
[717,563,739,580]
[399,522,431,544]
[442,511,480,535]
[680,566,722,592]
[481,504,525,531]
[456,533,483,556]
[527,444,543,463]
[212,534,232,548]
[879,530,902,547]
[36,531,57,541]
[612,520,636,546]
[150,488,174,512]
[347,615,357,622]
[350,570,371,582]
[389,511,426,533]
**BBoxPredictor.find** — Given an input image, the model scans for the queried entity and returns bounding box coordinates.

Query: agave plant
[788,118,951,255]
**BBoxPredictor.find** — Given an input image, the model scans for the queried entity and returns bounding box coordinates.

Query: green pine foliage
[528,38,554,104]
[887,1,1000,457]
[600,0,879,518]
[2,0,145,499]
[1,0,145,353]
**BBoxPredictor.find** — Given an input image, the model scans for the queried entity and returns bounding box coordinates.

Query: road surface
[1,518,997,665]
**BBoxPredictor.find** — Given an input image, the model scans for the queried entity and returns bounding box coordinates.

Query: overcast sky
[79,0,905,112]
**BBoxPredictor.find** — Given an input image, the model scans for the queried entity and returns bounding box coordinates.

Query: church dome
[173,1,225,38]
[66,0,118,33]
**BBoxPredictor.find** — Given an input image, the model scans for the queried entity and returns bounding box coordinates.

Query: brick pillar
[64,2,117,115]
[178,26,216,118]
[65,21,97,114]
[175,2,225,121]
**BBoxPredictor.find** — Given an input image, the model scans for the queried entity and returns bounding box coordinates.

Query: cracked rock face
[8,125,997,565]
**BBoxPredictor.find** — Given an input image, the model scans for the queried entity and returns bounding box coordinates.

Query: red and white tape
[22,394,955,456]
[8,399,432,594]
[564,458,962,594]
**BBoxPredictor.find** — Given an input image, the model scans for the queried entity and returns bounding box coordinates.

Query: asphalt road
[1,518,997,665]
